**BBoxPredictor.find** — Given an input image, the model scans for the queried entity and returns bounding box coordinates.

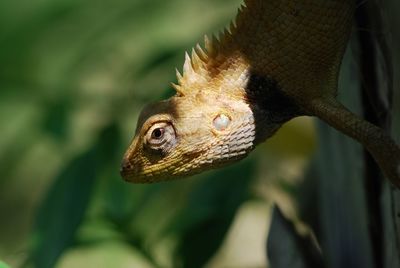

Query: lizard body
[121,0,400,187]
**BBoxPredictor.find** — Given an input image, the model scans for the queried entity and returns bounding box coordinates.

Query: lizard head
[119,45,294,183]
[120,89,259,183]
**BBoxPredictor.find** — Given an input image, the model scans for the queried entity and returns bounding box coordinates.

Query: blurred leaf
[267,206,323,268]
[169,159,255,268]
[0,261,10,268]
[30,124,121,268]
[103,180,166,228]
[136,46,184,78]
[31,149,97,268]
[381,0,400,268]
[42,99,69,140]
[310,44,373,268]
[385,2,400,267]
[295,161,321,238]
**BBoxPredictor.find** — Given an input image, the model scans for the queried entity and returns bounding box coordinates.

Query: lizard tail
[308,98,400,188]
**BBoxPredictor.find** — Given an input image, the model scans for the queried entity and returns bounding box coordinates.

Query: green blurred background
[1,0,400,268]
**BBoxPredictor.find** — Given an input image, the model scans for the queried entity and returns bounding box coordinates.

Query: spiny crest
[172,1,251,96]
[171,37,214,95]
[172,50,208,95]
[173,36,235,96]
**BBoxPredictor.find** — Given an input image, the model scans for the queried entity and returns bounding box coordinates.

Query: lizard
[120,0,400,188]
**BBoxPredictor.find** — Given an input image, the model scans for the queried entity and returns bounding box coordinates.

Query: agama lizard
[120,0,400,187]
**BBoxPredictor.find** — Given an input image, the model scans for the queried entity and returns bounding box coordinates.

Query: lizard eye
[151,128,165,139]
[145,122,176,151]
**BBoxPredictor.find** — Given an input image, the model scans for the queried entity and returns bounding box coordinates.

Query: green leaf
[42,99,69,141]
[0,261,10,268]
[32,151,97,268]
[30,124,121,268]
[170,158,255,268]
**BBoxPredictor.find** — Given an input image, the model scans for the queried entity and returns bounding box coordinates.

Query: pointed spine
[195,43,208,62]
[191,48,203,71]
[172,68,184,95]
[175,68,183,82]
[183,51,195,76]
[211,35,219,54]
[170,82,184,96]
[229,21,236,34]
[204,35,213,55]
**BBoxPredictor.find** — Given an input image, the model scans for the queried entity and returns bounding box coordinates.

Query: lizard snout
[120,157,134,181]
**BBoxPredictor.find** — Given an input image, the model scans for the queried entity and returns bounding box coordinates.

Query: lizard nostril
[120,158,132,177]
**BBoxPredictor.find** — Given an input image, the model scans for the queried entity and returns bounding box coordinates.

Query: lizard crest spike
[195,43,208,62]
[204,35,211,52]
[180,51,208,89]
[170,82,183,96]
[190,48,203,71]
[121,0,400,188]
[175,68,183,82]
[183,52,194,76]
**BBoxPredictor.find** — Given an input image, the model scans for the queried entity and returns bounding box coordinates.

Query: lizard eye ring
[145,122,176,151]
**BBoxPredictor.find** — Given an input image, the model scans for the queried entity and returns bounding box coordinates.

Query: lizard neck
[188,0,354,106]
[244,71,304,144]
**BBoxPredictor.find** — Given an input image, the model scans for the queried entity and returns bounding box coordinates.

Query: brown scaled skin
[121,0,400,187]
[120,88,275,183]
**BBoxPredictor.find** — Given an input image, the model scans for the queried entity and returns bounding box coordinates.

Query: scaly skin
[120,0,400,187]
